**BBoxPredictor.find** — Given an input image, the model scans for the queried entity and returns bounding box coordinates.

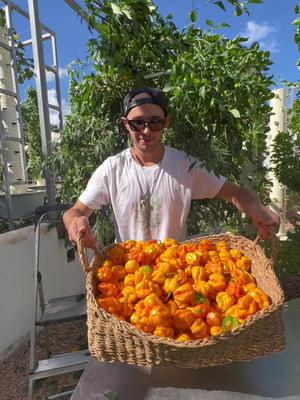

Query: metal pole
[51,34,64,132]
[28,0,55,205]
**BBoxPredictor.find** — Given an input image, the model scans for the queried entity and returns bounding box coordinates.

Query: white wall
[0,225,86,360]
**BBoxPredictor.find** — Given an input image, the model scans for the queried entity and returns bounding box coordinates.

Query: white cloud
[47,88,70,126]
[241,21,279,53]
[46,67,69,83]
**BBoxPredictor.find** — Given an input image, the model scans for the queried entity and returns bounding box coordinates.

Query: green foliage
[51,0,273,244]
[0,10,34,84]
[271,85,300,193]
[21,86,43,180]
[262,226,300,278]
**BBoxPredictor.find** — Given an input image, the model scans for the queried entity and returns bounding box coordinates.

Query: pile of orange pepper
[95,238,270,341]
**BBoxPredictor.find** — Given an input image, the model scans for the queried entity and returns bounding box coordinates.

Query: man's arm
[63,200,96,248]
[216,181,280,240]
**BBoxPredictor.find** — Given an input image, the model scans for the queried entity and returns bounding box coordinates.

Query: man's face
[122,94,168,152]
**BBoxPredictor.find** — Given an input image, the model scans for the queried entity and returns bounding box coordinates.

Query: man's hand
[217,182,280,240]
[63,200,96,249]
[67,216,97,248]
[251,206,280,240]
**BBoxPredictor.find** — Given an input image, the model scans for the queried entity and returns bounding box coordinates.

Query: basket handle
[76,234,101,273]
[253,229,278,266]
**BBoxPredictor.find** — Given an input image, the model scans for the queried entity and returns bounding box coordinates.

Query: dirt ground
[0,320,87,400]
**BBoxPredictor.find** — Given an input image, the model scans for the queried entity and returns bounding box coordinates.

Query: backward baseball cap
[123,87,169,117]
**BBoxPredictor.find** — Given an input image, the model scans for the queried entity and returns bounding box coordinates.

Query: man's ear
[121,117,129,132]
[165,116,171,128]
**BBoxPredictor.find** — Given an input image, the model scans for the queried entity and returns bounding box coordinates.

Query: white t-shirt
[79,146,226,242]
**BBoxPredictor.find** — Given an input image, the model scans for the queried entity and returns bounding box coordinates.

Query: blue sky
[6,0,300,125]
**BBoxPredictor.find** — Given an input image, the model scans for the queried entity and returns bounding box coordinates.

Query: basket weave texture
[78,233,285,369]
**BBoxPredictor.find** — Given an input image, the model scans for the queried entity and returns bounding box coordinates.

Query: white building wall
[0,225,86,360]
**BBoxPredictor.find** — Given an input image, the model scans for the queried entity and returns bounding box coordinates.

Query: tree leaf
[214,1,226,11]
[111,3,122,16]
[229,109,241,118]
[190,10,197,23]
[292,17,300,27]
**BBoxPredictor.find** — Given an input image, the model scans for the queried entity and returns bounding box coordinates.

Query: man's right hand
[67,216,97,248]
[63,201,97,249]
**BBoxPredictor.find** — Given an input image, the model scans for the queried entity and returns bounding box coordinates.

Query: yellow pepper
[125,259,139,274]
[149,304,172,326]
[237,294,258,316]
[225,304,248,320]
[119,297,134,319]
[108,246,126,265]
[97,282,118,298]
[229,248,242,261]
[208,272,227,292]
[194,280,216,300]
[173,309,195,331]
[216,291,235,313]
[164,276,180,294]
[124,273,135,287]
[156,261,174,274]
[248,287,270,309]
[96,266,113,283]
[191,266,207,283]
[96,296,121,315]
[112,265,127,281]
[190,318,208,339]
[154,326,175,338]
[151,269,166,285]
[135,279,154,299]
[122,286,138,303]
[176,333,193,342]
[173,283,195,305]
[144,293,163,308]
[163,238,177,247]
[185,252,200,266]
[236,256,251,271]
[210,326,222,336]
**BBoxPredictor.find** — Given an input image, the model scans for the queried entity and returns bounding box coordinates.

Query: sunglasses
[126,118,165,132]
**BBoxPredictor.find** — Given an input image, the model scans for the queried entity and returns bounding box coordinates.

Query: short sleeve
[78,159,111,209]
[187,157,226,199]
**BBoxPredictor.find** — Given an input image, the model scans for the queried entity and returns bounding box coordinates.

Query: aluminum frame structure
[0,0,64,226]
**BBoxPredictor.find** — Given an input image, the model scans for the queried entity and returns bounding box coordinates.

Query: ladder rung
[38,294,87,325]
[45,65,57,74]
[0,40,12,51]
[9,180,27,185]
[46,389,75,399]
[49,103,61,111]
[4,136,22,143]
[29,350,91,380]
[0,87,17,98]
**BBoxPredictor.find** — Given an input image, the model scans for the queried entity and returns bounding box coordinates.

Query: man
[63,86,279,248]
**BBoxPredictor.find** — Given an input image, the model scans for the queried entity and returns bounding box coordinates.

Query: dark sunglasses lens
[128,120,164,132]
[128,120,144,131]
[149,120,164,131]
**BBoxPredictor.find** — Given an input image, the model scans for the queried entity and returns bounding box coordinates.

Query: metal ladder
[28,204,91,400]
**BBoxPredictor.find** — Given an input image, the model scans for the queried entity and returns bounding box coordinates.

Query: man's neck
[131,145,165,167]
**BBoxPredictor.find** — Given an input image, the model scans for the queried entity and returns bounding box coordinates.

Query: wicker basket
[77,233,285,369]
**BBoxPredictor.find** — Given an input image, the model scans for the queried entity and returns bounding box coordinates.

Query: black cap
[123,87,168,117]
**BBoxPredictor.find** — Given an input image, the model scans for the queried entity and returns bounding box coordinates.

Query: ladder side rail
[51,34,63,132]
[28,0,56,205]
[4,3,28,183]
[29,211,45,373]
[0,111,14,227]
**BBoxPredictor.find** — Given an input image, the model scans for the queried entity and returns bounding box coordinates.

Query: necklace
[130,147,164,239]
